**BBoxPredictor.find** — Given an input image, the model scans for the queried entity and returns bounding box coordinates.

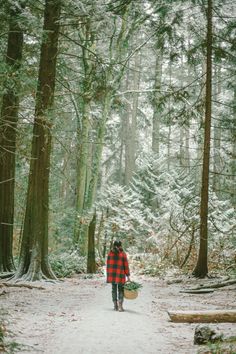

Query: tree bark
[152,51,163,155]
[168,310,236,323]
[212,66,222,195]
[87,211,96,273]
[193,0,212,278]
[74,18,95,246]
[14,0,61,281]
[231,87,236,208]
[167,61,172,171]
[0,2,24,272]
[125,48,141,185]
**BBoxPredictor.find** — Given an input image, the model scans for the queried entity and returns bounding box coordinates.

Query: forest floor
[1,272,236,354]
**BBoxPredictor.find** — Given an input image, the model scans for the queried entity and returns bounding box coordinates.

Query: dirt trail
[1,275,236,354]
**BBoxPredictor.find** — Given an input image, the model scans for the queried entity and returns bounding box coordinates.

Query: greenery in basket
[124,281,143,292]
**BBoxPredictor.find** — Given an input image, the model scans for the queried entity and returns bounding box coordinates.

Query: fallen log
[168,310,236,323]
[194,279,236,290]
[180,289,214,294]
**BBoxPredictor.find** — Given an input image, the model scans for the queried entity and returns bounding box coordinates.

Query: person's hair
[112,240,122,254]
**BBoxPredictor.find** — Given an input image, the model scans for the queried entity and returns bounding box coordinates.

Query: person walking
[106,240,130,312]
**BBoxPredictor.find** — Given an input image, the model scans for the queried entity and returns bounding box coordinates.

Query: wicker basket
[124,289,138,300]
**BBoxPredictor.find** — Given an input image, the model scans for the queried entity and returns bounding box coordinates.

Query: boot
[118,301,124,312]
[113,301,118,311]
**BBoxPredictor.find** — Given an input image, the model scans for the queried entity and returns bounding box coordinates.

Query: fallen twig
[0,282,45,290]
[180,288,214,294]
[191,278,236,290]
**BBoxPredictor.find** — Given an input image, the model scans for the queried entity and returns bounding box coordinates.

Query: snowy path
[48,279,170,354]
[3,275,235,353]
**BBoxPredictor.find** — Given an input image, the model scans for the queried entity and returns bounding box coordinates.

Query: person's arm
[123,253,130,281]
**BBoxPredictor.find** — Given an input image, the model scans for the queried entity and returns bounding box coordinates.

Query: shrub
[50,251,87,278]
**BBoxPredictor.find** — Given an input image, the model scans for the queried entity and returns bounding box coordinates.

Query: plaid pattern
[106,250,130,284]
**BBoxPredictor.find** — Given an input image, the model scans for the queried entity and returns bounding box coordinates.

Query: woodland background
[0,0,235,281]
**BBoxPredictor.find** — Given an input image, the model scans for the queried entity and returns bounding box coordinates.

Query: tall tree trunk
[0,3,24,272]
[152,51,163,155]
[74,19,95,248]
[74,99,91,245]
[179,53,190,169]
[195,62,207,192]
[193,0,212,278]
[14,0,61,281]
[167,61,172,171]
[212,66,222,195]
[125,49,141,185]
[87,211,96,273]
[86,92,113,210]
[124,67,132,185]
[77,92,112,256]
[232,87,236,209]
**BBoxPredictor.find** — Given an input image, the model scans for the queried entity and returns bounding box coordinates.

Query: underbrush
[50,251,87,278]
[129,251,236,278]
[129,253,183,277]
[198,341,236,354]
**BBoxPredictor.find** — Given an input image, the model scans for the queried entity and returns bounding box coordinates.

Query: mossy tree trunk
[193,0,212,278]
[14,0,61,281]
[74,19,95,250]
[0,2,24,272]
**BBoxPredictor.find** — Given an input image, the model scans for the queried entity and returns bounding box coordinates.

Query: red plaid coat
[106,250,130,284]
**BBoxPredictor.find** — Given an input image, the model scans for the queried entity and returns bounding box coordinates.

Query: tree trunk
[74,99,91,245]
[168,310,236,323]
[193,0,212,278]
[86,92,113,209]
[231,87,236,208]
[128,48,141,180]
[87,211,96,273]
[152,51,163,155]
[124,66,133,185]
[0,3,24,272]
[14,0,61,281]
[73,19,96,249]
[212,66,222,195]
[167,61,172,171]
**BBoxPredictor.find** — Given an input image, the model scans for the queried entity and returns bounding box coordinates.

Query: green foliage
[96,183,148,244]
[131,253,165,276]
[50,251,86,278]
[128,152,235,268]
[124,281,142,291]
[202,341,236,354]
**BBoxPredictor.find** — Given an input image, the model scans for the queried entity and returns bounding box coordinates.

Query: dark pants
[112,283,124,302]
